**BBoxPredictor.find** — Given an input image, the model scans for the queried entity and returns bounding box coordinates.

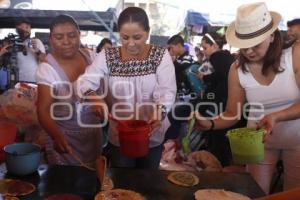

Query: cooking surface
[1,164,265,200]
[108,168,264,200]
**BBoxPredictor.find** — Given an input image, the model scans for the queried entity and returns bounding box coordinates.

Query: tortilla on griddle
[0,179,35,196]
[94,189,145,200]
[194,189,251,200]
[167,171,199,187]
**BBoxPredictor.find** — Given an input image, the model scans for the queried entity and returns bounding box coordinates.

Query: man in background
[286,18,300,45]
[165,35,197,141]
[13,19,45,83]
[167,34,196,95]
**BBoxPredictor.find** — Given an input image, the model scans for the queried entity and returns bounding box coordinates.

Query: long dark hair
[117,7,150,32]
[96,38,112,53]
[238,30,283,75]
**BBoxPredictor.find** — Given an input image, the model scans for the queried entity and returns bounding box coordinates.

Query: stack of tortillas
[194,189,251,200]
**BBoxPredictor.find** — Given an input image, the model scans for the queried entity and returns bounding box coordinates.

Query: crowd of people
[0,1,300,195]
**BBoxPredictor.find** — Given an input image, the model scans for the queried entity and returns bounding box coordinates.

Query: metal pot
[4,142,41,176]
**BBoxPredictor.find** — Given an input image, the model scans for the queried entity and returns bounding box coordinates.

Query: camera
[0,33,27,56]
[0,33,23,90]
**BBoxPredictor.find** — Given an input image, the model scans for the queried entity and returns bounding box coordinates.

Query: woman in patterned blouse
[78,7,177,169]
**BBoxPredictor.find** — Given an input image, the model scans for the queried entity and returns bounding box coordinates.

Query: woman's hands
[256,112,279,142]
[148,111,161,134]
[52,132,72,154]
[194,112,213,131]
[147,104,168,134]
[83,90,107,121]
[196,71,205,80]
[91,99,107,120]
[148,118,161,133]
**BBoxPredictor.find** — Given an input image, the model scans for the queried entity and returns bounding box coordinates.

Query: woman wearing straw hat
[194,2,300,194]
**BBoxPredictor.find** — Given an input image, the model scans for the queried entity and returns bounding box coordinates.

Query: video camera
[0,33,22,90]
[0,33,28,56]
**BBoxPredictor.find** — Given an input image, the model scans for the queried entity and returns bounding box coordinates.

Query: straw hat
[226,2,281,48]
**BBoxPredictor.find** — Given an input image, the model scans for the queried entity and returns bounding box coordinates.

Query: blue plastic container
[4,143,41,176]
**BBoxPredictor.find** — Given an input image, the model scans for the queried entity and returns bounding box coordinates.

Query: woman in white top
[36,15,101,167]
[78,7,176,169]
[195,2,300,194]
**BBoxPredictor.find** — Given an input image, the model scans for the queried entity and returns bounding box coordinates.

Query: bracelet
[82,89,95,101]
[157,104,167,121]
[208,119,215,131]
[84,89,96,96]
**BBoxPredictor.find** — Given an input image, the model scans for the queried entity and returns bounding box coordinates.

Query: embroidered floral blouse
[78,45,177,147]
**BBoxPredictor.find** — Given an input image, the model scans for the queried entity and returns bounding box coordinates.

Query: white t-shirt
[17,38,45,82]
[238,47,300,148]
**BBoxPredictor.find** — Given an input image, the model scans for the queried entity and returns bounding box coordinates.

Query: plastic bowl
[227,128,264,165]
[4,142,41,176]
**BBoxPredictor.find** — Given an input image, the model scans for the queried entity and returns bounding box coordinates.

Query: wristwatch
[157,104,167,121]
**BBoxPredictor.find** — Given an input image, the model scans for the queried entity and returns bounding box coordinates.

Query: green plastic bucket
[226,128,264,165]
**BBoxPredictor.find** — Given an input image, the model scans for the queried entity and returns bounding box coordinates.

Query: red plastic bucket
[0,122,17,162]
[117,120,151,157]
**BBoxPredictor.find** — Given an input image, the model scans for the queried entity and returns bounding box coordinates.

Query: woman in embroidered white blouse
[78,7,177,169]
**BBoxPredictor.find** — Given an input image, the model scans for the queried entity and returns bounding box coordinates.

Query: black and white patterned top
[79,44,177,147]
[105,45,165,77]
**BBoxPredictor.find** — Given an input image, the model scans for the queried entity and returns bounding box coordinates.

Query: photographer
[15,19,45,82]
[1,19,46,83]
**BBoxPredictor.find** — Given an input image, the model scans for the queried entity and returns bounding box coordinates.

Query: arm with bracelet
[148,50,177,131]
[81,88,107,121]
[195,64,245,131]
[78,51,108,120]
